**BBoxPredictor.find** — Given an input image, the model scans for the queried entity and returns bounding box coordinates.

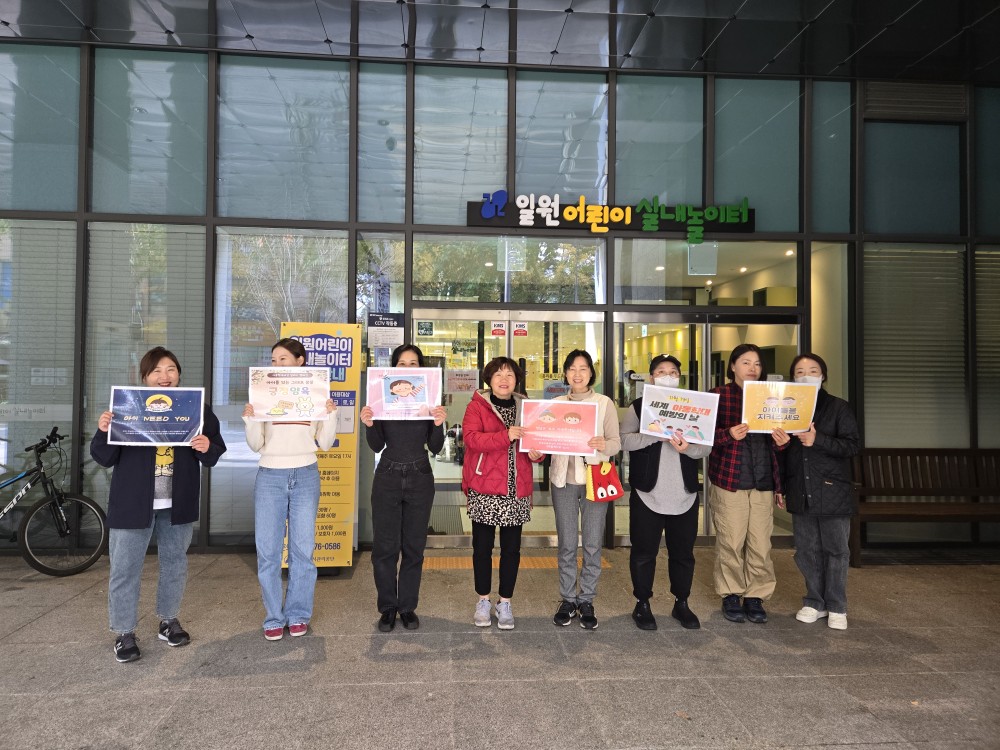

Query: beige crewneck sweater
[548,390,622,487]
[243,417,338,468]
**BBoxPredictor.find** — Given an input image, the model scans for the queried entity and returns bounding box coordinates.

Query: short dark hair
[562,349,596,387]
[272,337,307,362]
[388,379,413,391]
[789,352,828,383]
[139,347,182,381]
[649,354,682,376]
[727,343,766,381]
[391,343,426,367]
[482,356,523,388]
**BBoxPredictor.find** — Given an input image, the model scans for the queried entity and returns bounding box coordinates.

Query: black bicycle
[0,426,108,576]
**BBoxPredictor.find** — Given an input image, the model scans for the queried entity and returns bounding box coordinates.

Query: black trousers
[370,458,435,613]
[471,521,523,599]
[629,491,699,602]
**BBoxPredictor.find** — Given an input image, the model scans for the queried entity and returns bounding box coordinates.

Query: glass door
[612,313,800,544]
[411,308,604,546]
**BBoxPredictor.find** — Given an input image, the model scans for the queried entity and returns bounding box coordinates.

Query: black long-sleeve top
[365,419,445,462]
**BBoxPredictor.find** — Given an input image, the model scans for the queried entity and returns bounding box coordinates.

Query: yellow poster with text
[742,381,820,434]
[280,321,360,567]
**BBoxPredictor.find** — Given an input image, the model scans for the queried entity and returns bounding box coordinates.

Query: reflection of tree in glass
[412,236,598,303]
[357,237,404,315]
[232,233,348,338]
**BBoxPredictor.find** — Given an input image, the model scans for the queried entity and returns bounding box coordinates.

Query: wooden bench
[849,448,1000,567]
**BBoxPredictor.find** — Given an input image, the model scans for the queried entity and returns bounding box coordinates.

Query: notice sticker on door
[512,322,528,336]
[491,320,507,336]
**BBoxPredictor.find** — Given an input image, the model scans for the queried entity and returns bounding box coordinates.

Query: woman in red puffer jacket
[462,357,543,630]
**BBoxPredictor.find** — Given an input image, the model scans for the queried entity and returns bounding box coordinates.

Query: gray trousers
[551,482,607,603]
[792,514,851,614]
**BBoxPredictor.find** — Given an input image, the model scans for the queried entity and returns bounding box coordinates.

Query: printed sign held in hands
[638,385,719,446]
[248,367,332,421]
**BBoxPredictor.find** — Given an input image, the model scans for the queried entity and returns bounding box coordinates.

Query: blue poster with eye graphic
[108,387,205,446]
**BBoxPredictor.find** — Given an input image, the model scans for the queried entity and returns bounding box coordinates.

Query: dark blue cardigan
[90,406,227,530]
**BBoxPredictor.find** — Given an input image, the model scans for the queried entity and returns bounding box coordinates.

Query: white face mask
[794,375,823,385]
[654,375,681,388]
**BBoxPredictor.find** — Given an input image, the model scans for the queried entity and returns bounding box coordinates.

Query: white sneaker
[795,606,829,623]
[496,600,515,630]
[474,598,492,627]
[828,612,848,630]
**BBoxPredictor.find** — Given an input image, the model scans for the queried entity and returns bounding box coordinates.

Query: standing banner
[638,385,719,446]
[280,322,362,568]
[519,399,598,456]
[247,367,332,421]
[366,367,442,420]
[742,381,820,433]
[108,387,204,446]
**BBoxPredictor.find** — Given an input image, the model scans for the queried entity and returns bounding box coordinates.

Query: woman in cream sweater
[544,349,621,630]
[243,338,337,641]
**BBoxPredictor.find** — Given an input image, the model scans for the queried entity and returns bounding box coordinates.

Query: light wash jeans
[254,464,320,630]
[108,509,194,634]
[551,482,607,603]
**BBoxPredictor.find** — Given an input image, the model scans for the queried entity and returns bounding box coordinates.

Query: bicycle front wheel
[18,493,108,576]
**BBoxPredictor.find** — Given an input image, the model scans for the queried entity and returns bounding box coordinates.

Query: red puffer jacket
[462,390,537,498]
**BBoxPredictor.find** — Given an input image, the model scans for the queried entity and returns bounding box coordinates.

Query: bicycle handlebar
[24,426,63,454]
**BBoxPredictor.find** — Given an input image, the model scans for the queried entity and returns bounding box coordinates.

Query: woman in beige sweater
[544,350,621,629]
[243,338,337,641]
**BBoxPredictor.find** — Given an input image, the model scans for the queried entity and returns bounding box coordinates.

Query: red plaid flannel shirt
[708,381,784,493]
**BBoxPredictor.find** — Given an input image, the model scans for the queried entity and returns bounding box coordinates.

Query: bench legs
[849,515,862,568]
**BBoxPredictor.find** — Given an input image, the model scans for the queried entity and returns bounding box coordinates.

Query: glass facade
[1,38,998,551]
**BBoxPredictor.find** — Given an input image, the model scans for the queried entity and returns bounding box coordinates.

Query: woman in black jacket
[777,353,859,631]
[91,347,226,663]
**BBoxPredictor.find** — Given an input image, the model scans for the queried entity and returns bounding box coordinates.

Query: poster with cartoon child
[247,366,332,421]
[638,385,720,446]
[366,367,442,420]
[742,381,819,433]
[519,399,598,456]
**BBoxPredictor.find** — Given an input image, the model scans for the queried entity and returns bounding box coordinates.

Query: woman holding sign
[243,338,337,641]
[708,344,789,625]
[92,347,227,663]
[544,349,620,630]
[778,353,860,630]
[462,357,544,630]
[620,355,711,631]
[360,344,447,633]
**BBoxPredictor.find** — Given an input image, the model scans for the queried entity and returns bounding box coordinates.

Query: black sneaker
[158,618,191,647]
[743,597,768,624]
[578,601,598,630]
[114,632,141,663]
[722,594,746,623]
[553,599,577,626]
[671,599,701,630]
[631,600,657,631]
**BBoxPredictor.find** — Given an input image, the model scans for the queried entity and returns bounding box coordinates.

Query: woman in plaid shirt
[708,344,790,625]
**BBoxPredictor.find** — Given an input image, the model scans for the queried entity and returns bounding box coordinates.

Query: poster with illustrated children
[639,385,719,446]
[519,399,598,456]
[247,367,332,421]
[742,381,819,433]
[366,367,442,420]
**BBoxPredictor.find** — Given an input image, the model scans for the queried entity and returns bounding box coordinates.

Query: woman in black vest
[620,355,711,630]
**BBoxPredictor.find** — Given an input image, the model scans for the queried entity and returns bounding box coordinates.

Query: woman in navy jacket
[91,347,226,663]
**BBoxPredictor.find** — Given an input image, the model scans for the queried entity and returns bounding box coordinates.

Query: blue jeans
[254,464,320,630]
[108,509,194,634]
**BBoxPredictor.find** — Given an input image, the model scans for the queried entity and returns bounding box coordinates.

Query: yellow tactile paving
[422,556,611,570]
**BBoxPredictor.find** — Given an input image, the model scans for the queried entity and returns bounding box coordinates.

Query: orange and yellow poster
[742,381,820,434]
[280,321,361,567]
